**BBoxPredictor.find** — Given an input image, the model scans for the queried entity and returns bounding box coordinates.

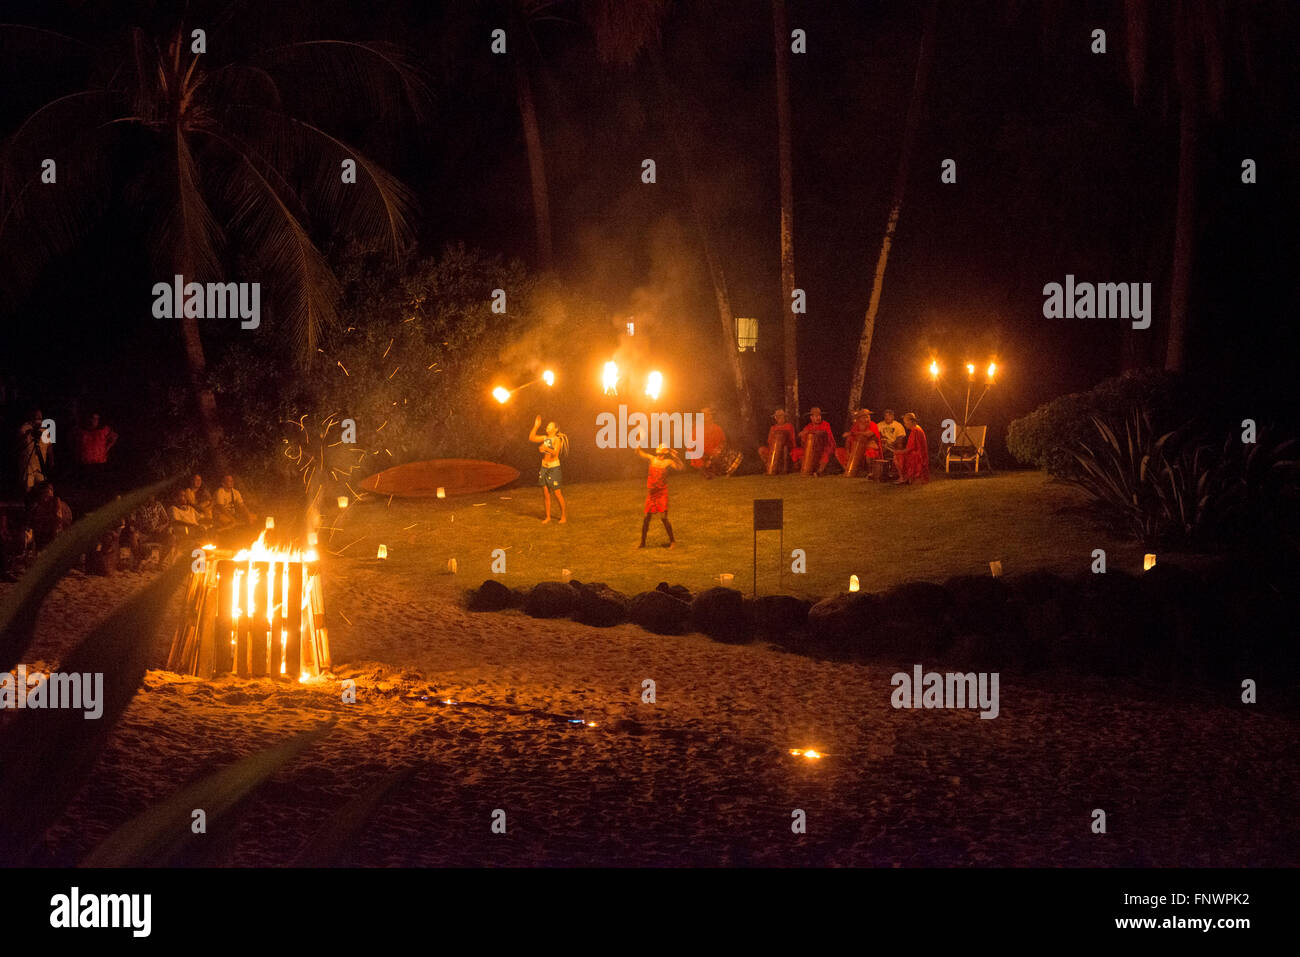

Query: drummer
[791,406,836,476]
[759,408,797,473]
[691,407,738,479]
[837,408,883,471]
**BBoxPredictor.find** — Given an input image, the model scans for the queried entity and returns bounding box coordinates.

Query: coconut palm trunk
[773,0,799,422]
[1165,34,1199,372]
[651,50,758,441]
[514,50,554,271]
[845,0,939,424]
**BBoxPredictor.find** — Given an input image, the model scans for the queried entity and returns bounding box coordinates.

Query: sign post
[752,499,784,598]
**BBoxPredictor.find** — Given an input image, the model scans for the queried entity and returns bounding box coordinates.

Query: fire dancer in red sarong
[893,412,931,485]
[791,407,836,476]
[637,444,683,547]
[759,409,797,473]
[837,408,883,472]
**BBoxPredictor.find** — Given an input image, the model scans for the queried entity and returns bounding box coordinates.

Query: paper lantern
[447,558,458,574]
[561,568,572,582]
[337,496,349,509]
[1144,553,1157,571]
[436,487,446,499]
[989,560,1003,578]
[377,544,388,559]
[849,575,860,592]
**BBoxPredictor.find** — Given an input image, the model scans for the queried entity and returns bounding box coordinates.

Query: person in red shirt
[637,444,683,547]
[690,407,739,478]
[759,409,797,473]
[894,413,931,485]
[75,412,118,466]
[791,407,836,476]
[837,408,883,472]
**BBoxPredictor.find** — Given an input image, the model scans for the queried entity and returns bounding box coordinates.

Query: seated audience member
[184,473,214,523]
[690,408,740,478]
[26,481,73,549]
[837,408,883,472]
[170,486,202,529]
[878,409,907,450]
[893,412,931,485]
[124,495,176,567]
[759,409,797,473]
[791,407,836,476]
[214,474,256,527]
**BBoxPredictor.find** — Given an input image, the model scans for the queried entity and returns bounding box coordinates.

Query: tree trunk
[845,0,939,425]
[651,50,758,441]
[1165,78,1197,372]
[514,48,554,271]
[773,0,798,422]
[178,310,229,476]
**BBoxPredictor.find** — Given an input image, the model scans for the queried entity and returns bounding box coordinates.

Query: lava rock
[523,581,580,618]
[875,581,954,660]
[467,579,517,612]
[690,586,749,643]
[656,581,693,602]
[807,591,881,659]
[629,589,691,634]
[1005,571,1078,670]
[573,582,631,627]
[749,594,811,639]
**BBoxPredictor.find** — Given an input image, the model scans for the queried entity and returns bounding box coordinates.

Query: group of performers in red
[760,406,930,484]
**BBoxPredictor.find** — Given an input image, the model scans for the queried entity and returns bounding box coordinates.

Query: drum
[765,429,790,475]
[800,431,826,474]
[844,432,872,477]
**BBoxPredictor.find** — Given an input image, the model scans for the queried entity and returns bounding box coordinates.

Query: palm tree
[772,0,799,423]
[0,20,423,469]
[845,0,939,425]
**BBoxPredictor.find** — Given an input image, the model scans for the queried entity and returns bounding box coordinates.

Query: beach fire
[166,532,331,680]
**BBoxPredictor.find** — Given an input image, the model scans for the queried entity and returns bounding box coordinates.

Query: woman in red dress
[893,412,931,485]
[637,444,683,547]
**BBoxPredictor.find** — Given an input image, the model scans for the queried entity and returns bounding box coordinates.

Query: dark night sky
[1,0,1297,453]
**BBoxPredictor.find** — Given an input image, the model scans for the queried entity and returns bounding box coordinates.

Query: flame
[789,748,824,760]
[966,362,976,377]
[542,369,555,387]
[602,361,619,395]
[645,370,663,400]
[929,360,939,380]
[987,361,997,380]
[492,386,510,404]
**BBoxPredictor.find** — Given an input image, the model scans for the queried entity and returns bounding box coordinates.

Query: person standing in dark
[74,412,118,488]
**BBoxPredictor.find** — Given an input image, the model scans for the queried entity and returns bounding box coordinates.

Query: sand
[5,546,1297,867]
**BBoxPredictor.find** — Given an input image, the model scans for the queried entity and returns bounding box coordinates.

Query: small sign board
[753,498,783,531]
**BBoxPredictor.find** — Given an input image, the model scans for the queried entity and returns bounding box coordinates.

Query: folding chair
[944,424,988,473]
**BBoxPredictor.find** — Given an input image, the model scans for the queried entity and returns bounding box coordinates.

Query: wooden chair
[944,425,988,473]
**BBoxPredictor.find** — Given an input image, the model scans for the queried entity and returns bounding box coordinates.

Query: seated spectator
[26,481,73,549]
[170,486,203,529]
[878,409,907,451]
[213,474,256,527]
[183,473,214,523]
[893,412,931,486]
[124,495,176,567]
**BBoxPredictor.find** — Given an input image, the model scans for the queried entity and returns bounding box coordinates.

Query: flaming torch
[542,369,555,387]
[603,361,619,396]
[645,370,663,401]
[492,386,511,404]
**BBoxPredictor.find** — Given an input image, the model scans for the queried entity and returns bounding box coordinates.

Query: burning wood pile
[167,532,331,680]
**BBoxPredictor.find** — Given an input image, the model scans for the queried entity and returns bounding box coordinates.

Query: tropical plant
[0,18,426,468]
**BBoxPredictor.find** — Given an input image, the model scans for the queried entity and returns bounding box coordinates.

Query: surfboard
[359,459,521,498]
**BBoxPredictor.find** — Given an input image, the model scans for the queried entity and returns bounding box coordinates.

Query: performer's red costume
[836,420,882,469]
[791,420,835,468]
[645,465,670,513]
[895,424,930,484]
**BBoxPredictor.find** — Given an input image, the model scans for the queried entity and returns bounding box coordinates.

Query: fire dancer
[837,408,883,471]
[637,444,682,547]
[792,407,836,476]
[529,416,569,523]
[759,409,797,474]
[893,413,931,485]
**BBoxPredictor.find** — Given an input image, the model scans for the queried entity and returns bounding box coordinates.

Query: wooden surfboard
[360,459,521,498]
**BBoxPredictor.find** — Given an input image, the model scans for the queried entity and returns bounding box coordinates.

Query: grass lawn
[327,469,1148,598]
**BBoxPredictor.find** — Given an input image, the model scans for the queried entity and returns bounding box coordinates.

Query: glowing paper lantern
[377,544,388,559]
[720,573,734,587]
[337,496,349,509]
[446,558,458,574]
[436,487,446,499]
[989,560,1003,578]
[1144,554,1157,571]
[849,575,860,592]
[561,568,572,582]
